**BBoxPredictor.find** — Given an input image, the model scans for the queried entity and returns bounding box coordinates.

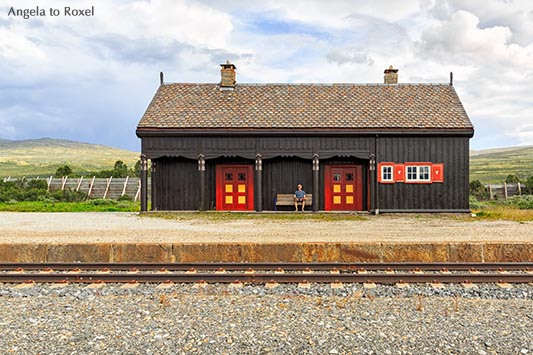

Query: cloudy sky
[1,0,532,151]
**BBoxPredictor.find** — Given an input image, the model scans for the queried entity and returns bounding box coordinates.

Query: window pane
[225,173,233,181]
[382,166,392,180]
[406,166,417,180]
[333,173,341,181]
[346,173,354,181]
[419,166,430,180]
[238,173,246,181]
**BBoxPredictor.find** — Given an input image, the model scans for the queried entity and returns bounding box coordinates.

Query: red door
[216,165,254,211]
[324,165,363,211]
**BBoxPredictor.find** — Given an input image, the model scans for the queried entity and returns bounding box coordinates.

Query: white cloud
[326,48,374,66]
[510,124,533,146]
[418,10,514,64]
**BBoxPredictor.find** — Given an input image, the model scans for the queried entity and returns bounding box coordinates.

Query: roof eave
[136,127,475,138]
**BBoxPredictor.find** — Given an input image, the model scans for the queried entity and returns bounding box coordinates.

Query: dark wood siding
[148,135,470,212]
[376,136,469,210]
[152,157,199,210]
[142,136,373,160]
[262,157,312,211]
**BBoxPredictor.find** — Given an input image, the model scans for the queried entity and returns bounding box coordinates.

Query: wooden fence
[2,176,150,201]
[485,182,526,199]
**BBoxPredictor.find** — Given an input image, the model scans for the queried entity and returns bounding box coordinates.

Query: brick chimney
[220,60,236,89]
[384,65,398,84]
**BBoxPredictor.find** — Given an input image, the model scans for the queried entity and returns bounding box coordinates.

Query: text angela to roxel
[8,6,95,19]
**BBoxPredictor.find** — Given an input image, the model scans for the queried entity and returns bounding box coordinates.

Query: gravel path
[0,283,531,354]
[0,212,532,243]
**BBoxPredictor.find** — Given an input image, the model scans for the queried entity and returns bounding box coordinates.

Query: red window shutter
[377,163,384,183]
[432,163,444,182]
[394,164,405,182]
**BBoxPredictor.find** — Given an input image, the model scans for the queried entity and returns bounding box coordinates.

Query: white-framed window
[381,165,393,182]
[405,165,431,182]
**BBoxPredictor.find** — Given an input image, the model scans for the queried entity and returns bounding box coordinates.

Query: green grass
[0,200,139,212]
[469,195,533,222]
[471,208,533,222]
[0,138,138,177]
[143,211,369,222]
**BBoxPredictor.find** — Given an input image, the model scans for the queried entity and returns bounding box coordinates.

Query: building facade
[136,63,474,213]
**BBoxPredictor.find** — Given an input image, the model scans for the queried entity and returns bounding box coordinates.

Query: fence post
[135,180,141,202]
[47,176,53,191]
[121,176,129,196]
[488,184,493,199]
[61,176,68,190]
[76,176,84,192]
[517,182,522,195]
[503,182,508,199]
[103,176,112,199]
[88,176,96,197]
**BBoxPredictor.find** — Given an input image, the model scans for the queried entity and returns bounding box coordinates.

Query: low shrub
[117,194,133,202]
[469,180,489,200]
[27,179,48,190]
[500,195,533,210]
[52,189,88,202]
[88,199,117,206]
[23,188,49,201]
[469,195,486,210]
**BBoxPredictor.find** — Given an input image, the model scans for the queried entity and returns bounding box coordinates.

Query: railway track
[1,262,532,285]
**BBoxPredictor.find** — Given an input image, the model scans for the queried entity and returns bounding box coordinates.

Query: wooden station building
[136,63,474,213]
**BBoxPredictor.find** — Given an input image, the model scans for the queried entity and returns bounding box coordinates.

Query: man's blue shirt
[294,190,306,199]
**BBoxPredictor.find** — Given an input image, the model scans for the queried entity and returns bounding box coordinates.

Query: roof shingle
[137,83,473,130]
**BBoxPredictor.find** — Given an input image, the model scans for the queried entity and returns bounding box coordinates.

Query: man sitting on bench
[294,184,306,211]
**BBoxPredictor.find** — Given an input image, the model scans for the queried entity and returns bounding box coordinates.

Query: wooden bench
[274,194,312,211]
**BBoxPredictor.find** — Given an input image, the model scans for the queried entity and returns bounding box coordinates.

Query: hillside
[0,138,138,178]
[470,145,533,183]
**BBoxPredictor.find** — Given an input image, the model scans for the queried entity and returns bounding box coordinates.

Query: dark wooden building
[136,63,474,213]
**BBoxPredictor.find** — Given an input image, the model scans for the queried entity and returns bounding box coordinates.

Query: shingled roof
[137,83,473,131]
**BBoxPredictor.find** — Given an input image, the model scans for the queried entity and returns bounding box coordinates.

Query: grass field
[0,201,530,221]
[146,211,369,222]
[0,200,139,212]
[470,145,533,183]
[0,138,138,177]
[470,207,533,222]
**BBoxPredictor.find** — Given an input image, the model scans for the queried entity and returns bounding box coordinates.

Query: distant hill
[470,145,533,183]
[0,138,138,178]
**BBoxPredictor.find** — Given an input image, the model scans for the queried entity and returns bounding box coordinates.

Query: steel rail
[0,262,532,271]
[1,272,532,284]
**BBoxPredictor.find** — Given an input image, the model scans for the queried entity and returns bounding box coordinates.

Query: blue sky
[1,0,533,151]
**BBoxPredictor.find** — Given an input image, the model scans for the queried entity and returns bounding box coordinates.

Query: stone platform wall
[1,242,532,263]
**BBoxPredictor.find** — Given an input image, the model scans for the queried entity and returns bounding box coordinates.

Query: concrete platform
[0,212,531,263]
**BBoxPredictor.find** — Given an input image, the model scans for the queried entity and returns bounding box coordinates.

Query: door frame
[215,164,254,211]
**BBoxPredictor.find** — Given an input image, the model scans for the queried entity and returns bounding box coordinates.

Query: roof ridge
[162,82,451,86]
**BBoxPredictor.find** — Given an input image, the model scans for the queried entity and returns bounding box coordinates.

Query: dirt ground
[0,212,531,244]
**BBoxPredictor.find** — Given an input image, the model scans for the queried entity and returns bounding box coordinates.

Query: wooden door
[324,165,363,211]
[216,165,254,211]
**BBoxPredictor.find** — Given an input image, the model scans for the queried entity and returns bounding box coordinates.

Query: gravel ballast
[1,283,531,354]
